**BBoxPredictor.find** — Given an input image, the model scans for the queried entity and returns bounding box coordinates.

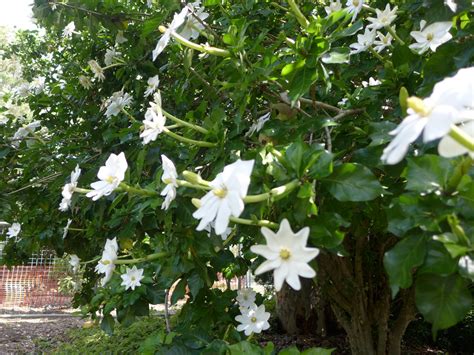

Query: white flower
[105,91,132,118]
[373,31,393,52]
[6,223,21,239]
[120,266,144,291]
[245,112,271,137]
[178,4,209,40]
[88,60,105,81]
[409,21,452,54]
[86,152,128,201]
[382,67,474,164]
[78,75,92,89]
[367,4,398,30]
[362,77,382,87]
[30,76,46,94]
[160,154,178,210]
[235,304,270,336]
[115,30,128,45]
[192,159,254,236]
[345,0,364,22]
[204,221,232,240]
[438,120,474,158]
[147,0,153,8]
[104,47,121,66]
[62,21,76,38]
[144,75,160,97]
[59,165,81,212]
[63,219,73,239]
[152,6,189,60]
[12,121,41,147]
[95,238,119,286]
[69,254,80,273]
[141,92,166,144]
[350,27,376,54]
[236,288,256,309]
[250,219,320,291]
[325,1,342,15]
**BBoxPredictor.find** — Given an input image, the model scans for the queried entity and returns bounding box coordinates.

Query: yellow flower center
[131,276,136,281]
[163,178,172,184]
[279,248,291,260]
[105,176,115,183]
[426,33,434,41]
[251,317,257,323]
[213,188,228,198]
[353,0,359,5]
[407,96,431,117]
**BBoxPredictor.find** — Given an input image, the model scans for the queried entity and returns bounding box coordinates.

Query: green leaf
[418,241,458,276]
[321,47,350,64]
[287,64,318,104]
[187,272,204,299]
[278,346,300,355]
[404,155,454,193]
[100,314,115,335]
[415,274,472,335]
[384,234,428,297]
[228,341,264,354]
[286,139,307,177]
[324,163,383,201]
[171,278,187,305]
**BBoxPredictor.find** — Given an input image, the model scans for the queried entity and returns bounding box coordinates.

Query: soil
[0,313,84,354]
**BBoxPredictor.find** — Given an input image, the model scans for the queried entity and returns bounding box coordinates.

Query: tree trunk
[276,278,317,334]
[317,233,417,355]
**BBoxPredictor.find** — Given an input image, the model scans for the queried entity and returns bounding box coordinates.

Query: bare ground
[0,315,84,354]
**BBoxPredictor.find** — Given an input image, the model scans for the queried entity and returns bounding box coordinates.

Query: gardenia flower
[160,154,178,210]
[250,219,320,291]
[120,266,145,291]
[409,21,452,54]
[144,75,160,97]
[86,152,128,201]
[59,165,81,212]
[104,47,121,66]
[152,6,189,60]
[177,1,209,40]
[192,159,254,236]
[245,112,271,137]
[345,0,364,22]
[236,288,256,309]
[6,223,21,239]
[438,119,474,158]
[63,219,73,239]
[141,92,166,144]
[88,60,105,81]
[325,0,342,15]
[30,76,46,94]
[235,304,270,336]
[78,75,92,89]
[367,4,398,30]
[105,91,132,118]
[95,238,119,286]
[12,121,41,147]
[382,67,474,164]
[69,254,80,273]
[373,31,393,52]
[350,27,376,54]
[62,21,75,38]
[115,30,127,44]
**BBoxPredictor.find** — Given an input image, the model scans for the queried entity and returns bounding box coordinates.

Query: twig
[164,288,171,333]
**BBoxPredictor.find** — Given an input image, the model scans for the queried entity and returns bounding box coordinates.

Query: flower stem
[163,128,217,147]
[118,183,159,197]
[243,179,300,203]
[176,179,211,191]
[68,228,86,232]
[287,0,309,29]
[114,252,169,265]
[102,63,125,70]
[159,26,230,57]
[386,26,405,46]
[182,171,211,187]
[80,256,101,265]
[121,108,138,123]
[229,216,278,229]
[74,187,93,194]
[161,108,209,134]
[368,47,392,67]
[448,125,474,151]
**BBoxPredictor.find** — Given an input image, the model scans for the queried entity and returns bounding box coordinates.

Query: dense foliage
[1,0,473,354]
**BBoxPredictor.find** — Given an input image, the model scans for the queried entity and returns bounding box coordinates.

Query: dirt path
[0,315,84,354]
